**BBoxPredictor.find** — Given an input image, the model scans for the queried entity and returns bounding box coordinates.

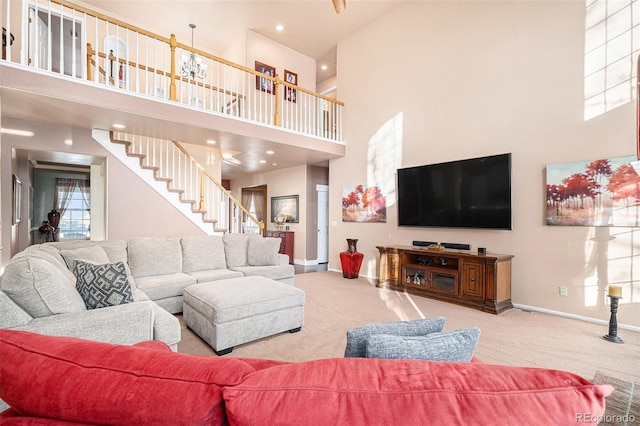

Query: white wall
[246,31,316,92]
[331,1,639,327]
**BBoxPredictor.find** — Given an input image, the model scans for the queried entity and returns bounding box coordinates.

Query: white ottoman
[183,276,305,355]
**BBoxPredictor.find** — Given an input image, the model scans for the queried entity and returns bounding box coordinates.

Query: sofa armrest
[277,254,289,265]
[12,301,155,345]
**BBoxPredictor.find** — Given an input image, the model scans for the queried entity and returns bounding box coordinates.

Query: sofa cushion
[60,245,110,270]
[22,243,68,267]
[344,317,446,358]
[181,236,227,272]
[73,261,135,310]
[0,329,258,425]
[0,256,86,318]
[247,237,281,266]
[222,357,614,426]
[365,327,481,362]
[0,291,33,328]
[223,233,259,268]
[187,268,244,284]
[46,240,129,264]
[230,264,295,281]
[133,273,197,300]
[12,248,77,285]
[128,237,183,278]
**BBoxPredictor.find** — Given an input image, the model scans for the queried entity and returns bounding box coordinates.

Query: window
[584,0,640,120]
[55,178,90,240]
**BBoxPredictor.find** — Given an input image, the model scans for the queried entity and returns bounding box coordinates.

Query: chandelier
[181,24,207,80]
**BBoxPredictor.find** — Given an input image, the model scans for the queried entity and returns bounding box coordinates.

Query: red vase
[340,239,363,279]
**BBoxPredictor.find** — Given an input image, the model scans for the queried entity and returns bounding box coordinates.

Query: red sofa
[0,329,613,425]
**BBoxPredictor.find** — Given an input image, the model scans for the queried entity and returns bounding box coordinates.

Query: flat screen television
[397,153,512,230]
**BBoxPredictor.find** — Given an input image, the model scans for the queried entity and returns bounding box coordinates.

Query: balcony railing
[1,0,344,141]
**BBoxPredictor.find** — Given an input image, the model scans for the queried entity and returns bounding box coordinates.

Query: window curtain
[252,191,265,223]
[53,178,77,217]
[241,190,252,231]
[77,179,91,210]
[54,178,90,217]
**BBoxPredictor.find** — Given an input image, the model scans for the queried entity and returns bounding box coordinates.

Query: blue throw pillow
[344,317,446,358]
[364,327,481,362]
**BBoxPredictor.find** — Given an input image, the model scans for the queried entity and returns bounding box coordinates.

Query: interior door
[28,8,83,77]
[317,185,329,263]
[28,8,49,70]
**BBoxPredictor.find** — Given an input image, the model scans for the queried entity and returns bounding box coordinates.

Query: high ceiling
[80,0,406,84]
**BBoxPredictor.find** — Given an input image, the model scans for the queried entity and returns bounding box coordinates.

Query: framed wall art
[284,69,297,103]
[255,61,275,94]
[342,184,387,223]
[546,155,639,227]
[271,195,299,223]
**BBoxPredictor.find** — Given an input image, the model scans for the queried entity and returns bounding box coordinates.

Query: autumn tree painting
[546,156,640,226]
[342,184,387,222]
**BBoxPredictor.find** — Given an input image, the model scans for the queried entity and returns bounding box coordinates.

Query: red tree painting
[342,184,386,223]
[546,156,640,226]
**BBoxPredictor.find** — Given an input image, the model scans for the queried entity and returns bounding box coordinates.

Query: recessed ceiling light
[321,65,328,71]
[64,139,73,146]
[266,150,274,155]
[272,163,278,166]
[275,24,284,31]
[206,139,216,145]
[259,160,266,164]
[112,123,125,129]
[1,128,34,137]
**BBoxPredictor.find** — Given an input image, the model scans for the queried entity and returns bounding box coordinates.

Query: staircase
[91,129,262,235]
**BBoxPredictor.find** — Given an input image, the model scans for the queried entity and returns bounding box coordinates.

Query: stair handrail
[171,141,265,235]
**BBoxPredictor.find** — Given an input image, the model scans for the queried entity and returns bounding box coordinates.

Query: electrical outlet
[559,286,568,297]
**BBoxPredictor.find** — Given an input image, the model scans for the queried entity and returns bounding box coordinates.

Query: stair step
[141,165,160,171]
[167,189,184,194]
[156,177,172,182]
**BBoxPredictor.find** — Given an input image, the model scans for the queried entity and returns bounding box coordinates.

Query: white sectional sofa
[0,233,295,351]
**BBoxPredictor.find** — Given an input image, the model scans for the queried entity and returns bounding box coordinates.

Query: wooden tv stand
[376,246,513,314]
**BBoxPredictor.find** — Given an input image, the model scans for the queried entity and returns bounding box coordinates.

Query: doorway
[317,184,329,263]
[28,7,83,77]
[241,185,267,234]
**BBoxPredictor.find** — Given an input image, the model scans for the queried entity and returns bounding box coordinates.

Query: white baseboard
[513,304,640,333]
[294,259,319,267]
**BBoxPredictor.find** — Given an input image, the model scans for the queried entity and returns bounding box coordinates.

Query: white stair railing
[111,132,262,235]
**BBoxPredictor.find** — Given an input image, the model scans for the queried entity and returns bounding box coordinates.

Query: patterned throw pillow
[365,327,481,362]
[344,317,446,358]
[73,260,134,309]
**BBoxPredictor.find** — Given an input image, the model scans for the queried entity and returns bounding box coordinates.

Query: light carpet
[177,271,640,385]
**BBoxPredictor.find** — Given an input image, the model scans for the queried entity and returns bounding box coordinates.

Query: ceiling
[80,0,406,84]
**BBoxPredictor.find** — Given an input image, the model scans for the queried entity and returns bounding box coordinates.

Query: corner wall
[331,1,639,327]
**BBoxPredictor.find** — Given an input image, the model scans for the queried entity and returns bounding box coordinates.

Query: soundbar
[412,241,471,251]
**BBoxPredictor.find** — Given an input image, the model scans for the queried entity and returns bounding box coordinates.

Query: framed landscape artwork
[255,61,275,94]
[546,155,639,226]
[342,184,386,223]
